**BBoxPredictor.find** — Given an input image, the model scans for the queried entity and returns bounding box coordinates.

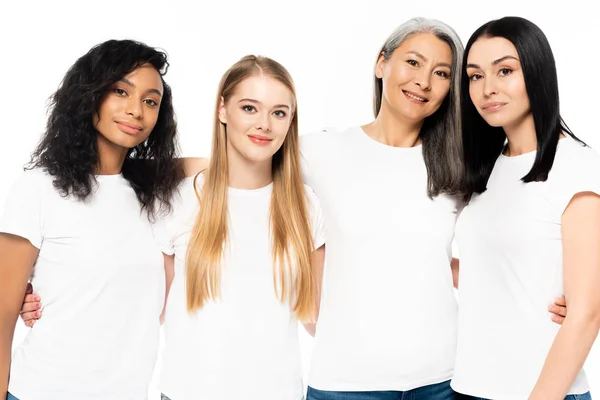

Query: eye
[113,88,127,96]
[435,70,450,79]
[406,59,419,67]
[242,105,256,113]
[143,99,158,107]
[498,68,512,77]
[468,73,483,82]
[273,110,287,118]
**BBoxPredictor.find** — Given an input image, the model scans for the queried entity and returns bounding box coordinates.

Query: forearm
[160,253,175,325]
[529,317,599,400]
[451,257,459,289]
[1,311,17,397]
[0,234,40,394]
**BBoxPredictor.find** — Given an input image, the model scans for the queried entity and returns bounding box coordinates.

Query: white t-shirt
[301,126,460,391]
[155,175,326,400]
[0,169,165,400]
[452,137,599,399]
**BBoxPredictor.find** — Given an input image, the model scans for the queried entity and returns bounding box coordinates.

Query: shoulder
[9,168,54,196]
[550,137,600,180]
[182,157,210,178]
[303,184,322,213]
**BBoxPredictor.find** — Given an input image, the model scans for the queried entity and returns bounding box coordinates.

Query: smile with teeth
[403,90,428,102]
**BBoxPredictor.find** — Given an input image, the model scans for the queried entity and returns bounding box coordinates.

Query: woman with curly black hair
[0,39,185,400]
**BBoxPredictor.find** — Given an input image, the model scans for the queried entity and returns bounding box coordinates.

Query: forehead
[231,74,294,106]
[122,64,163,93]
[468,37,518,62]
[394,32,453,63]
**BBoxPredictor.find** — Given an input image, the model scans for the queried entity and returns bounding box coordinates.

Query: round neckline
[95,173,124,181]
[500,136,569,161]
[228,182,273,195]
[357,126,423,153]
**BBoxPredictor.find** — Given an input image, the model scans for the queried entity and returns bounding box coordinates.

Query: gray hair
[373,17,465,197]
[373,17,463,117]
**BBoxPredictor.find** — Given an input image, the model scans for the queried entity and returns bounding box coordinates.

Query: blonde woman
[154,55,325,399]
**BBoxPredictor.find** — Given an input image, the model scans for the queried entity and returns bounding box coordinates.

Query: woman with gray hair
[300,17,469,399]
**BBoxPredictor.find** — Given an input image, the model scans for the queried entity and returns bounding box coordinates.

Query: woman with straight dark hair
[453,16,599,400]
[0,39,184,400]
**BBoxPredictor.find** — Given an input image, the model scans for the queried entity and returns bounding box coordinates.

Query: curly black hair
[28,39,184,219]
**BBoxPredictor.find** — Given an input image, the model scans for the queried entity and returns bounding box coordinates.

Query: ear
[375,51,386,79]
[217,96,227,124]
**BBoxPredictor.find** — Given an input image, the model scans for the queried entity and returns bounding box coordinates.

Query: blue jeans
[307,380,470,399]
[467,392,591,400]
[6,394,19,400]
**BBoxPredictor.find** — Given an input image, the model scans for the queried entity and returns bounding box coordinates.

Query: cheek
[432,83,450,104]
[228,111,257,133]
[384,64,409,88]
[146,110,160,130]
[469,83,480,103]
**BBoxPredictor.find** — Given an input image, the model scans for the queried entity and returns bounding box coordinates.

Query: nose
[483,76,498,97]
[256,111,271,132]
[125,98,143,119]
[414,70,432,91]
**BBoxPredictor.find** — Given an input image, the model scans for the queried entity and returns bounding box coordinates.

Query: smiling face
[218,74,294,167]
[376,32,453,122]
[93,64,163,151]
[466,36,531,130]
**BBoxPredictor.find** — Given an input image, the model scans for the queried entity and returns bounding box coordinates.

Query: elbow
[565,307,600,333]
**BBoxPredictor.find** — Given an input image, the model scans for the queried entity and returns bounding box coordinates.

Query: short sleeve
[152,212,175,255]
[152,176,200,255]
[299,127,336,187]
[0,170,45,249]
[305,185,326,249]
[548,143,600,214]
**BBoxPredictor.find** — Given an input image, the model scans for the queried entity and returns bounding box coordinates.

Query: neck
[96,135,128,175]
[504,113,537,156]
[226,148,273,190]
[362,101,423,147]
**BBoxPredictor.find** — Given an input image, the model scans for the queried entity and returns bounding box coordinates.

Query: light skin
[466,36,538,156]
[219,74,293,190]
[467,36,600,400]
[364,32,452,147]
[0,63,164,397]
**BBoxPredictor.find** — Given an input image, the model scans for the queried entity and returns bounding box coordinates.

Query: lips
[402,90,428,103]
[481,102,507,112]
[116,121,143,135]
[248,134,273,146]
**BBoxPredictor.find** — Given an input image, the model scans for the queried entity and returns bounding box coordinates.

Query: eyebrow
[406,51,452,69]
[238,98,290,109]
[119,78,162,97]
[466,55,520,69]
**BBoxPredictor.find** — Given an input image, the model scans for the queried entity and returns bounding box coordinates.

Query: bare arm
[451,257,459,289]
[160,253,175,325]
[0,233,38,397]
[529,192,600,399]
[302,245,325,337]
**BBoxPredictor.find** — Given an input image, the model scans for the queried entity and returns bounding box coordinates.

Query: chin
[480,117,506,128]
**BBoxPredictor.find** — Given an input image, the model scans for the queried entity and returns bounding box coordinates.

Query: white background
[1,0,598,397]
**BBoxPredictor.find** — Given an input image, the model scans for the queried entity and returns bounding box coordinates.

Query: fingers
[548,303,567,317]
[548,300,567,326]
[20,292,42,328]
[553,296,566,307]
[21,295,41,313]
[550,313,565,325]
[21,310,41,325]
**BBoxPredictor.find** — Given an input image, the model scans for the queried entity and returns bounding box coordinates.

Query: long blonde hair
[185,55,316,322]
